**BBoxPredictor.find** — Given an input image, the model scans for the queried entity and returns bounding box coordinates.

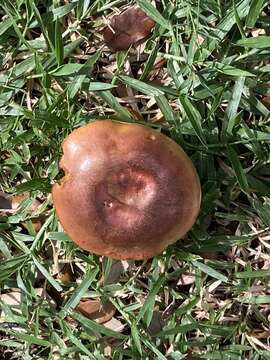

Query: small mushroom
[103,6,155,51]
[76,298,115,324]
[52,120,201,260]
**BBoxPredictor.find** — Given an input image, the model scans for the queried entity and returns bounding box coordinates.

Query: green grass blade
[237,36,270,49]
[138,274,165,326]
[63,267,99,311]
[222,77,245,138]
[227,145,249,193]
[179,95,206,145]
[72,312,126,340]
[118,75,163,96]
[32,255,63,292]
[136,0,170,29]
[245,0,267,28]
[54,19,64,66]
[131,321,142,356]
[98,90,133,121]
[155,95,175,125]
[191,260,228,283]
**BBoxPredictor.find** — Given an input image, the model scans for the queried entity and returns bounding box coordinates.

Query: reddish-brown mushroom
[103,6,155,51]
[52,120,201,260]
[76,298,115,324]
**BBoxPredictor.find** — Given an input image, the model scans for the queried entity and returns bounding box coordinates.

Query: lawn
[0,0,270,359]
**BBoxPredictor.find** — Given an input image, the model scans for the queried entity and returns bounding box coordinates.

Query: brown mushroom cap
[52,120,201,260]
[102,6,156,51]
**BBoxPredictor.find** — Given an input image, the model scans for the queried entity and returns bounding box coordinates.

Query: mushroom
[76,298,116,324]
[52,120,201,260]
[102,6,156,51]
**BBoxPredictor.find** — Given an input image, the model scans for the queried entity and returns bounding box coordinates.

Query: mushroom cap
[102,6,156,51]
[52,120,201,260]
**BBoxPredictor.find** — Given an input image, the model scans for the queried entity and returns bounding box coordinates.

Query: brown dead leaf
[199,251,219,260]
[148,310,165,336]
[103,6,155,51]
[262,96,270,110]
[76,298,115,324]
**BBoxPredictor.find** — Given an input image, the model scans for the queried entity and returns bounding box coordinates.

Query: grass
[0,0,270,359]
